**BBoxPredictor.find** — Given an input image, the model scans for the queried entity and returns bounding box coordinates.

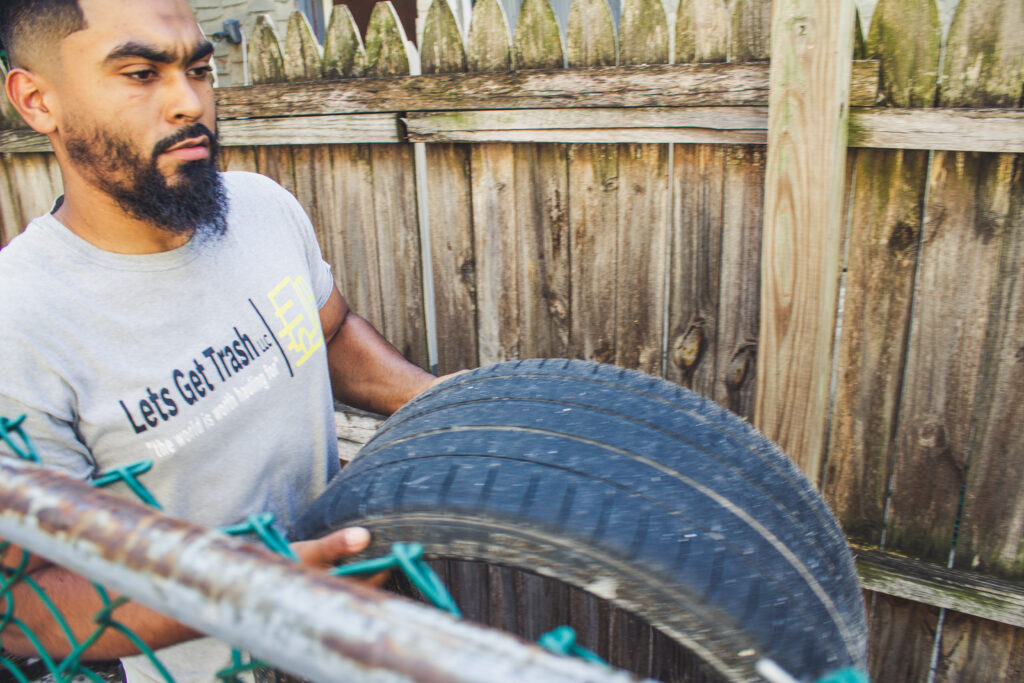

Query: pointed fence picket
[1,0,1022,680]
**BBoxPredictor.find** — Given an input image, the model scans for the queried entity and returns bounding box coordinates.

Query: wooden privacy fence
[1,0,1023,679]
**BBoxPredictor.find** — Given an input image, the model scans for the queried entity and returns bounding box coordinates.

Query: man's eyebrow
[103,39,214,66]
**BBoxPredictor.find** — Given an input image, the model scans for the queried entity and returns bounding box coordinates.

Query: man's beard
[65,122,227,240]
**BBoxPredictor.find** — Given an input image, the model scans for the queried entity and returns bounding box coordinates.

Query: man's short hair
[0,0,87,69]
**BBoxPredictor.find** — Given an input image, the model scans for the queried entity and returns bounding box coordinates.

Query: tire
[291,359,867,682]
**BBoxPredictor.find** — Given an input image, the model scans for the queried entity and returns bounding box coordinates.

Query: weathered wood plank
[866,0,941,107]
[323,4,367,78]
[940,0,1024,108]
[568,143,621,366]
[824,148,926,545]
[466,0,513,73]
[421,0,466,75]
[214,61,879,118]
[712,145,764,420]
[755,0,855,482]
[422,0,478,374]
[565,0,617,68]
[856,547,1024,628]
[618,0,669,66]
[471,143,520,363]
[729,0,771,62]
[675,0,728,64]
[565,8,617,369]
[365,1,412,77]
[887,152,1016,565]
[935,612,1024,681]
[283,11,324,82]
[327,145,387,337]
[850,107,1024,153]
[247,14,286,85]
[665,145,725,394]
[513,0,565,69]
[220,114,402,145]
[613,144,669,373]
[512,143,571,359]
[865,592,940,681]
[954,155,1024,582]
[6,104,1021,153]
[0,153,62,245]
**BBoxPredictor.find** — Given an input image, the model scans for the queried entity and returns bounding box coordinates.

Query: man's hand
[292,526,389,587]
[292,526,371,570]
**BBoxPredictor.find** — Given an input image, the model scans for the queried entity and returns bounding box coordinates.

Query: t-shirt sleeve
[275,183,336,310]
[0,380,95,482]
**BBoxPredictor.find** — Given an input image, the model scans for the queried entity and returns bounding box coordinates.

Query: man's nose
[165,72,205,122]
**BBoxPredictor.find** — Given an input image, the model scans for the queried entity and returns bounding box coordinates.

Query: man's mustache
[152,124,219,158]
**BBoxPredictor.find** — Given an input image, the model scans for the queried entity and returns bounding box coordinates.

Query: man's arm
[318,286,441,416]
[0,527,371,660]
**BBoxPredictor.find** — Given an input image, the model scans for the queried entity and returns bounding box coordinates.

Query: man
[0,0,445,677]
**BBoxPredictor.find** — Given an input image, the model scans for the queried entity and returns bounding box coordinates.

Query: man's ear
[4,67,58,135]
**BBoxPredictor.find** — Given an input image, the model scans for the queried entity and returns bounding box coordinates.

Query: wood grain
[935,612,1024,681]
[0,153,62,245]
[466,0,513,73]
[887,152,1015,565]
[675,0,728,64]
[824,148,926,545]
[865,592,940,681]
[248,14,286,85]
[420,0,466,75]
[939,0,1024,108]
[866,0,941,107]
[323,4,367,78]
[283,11,324,82]
[856,547,1024,627]
[512,0,564,70]
[755,0,855,482]
[618,0,669,66]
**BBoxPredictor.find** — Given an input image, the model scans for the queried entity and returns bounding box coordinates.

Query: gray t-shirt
[0,170,340,540]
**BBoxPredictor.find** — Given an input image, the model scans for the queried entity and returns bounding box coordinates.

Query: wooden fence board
[248,14,286,85]
[513,0,565,69]
[955,157,1024,582]
[0,153,62,246]
[940,0,1024,108]
[323,4,367,78]
[618,0,669,66]
[941,0,1024,588]
[675,0,728,64]
[887,152,1015,564]
[865,592,940,681]
[713,146,764,420]
[422,0,479,373]
[565,0,617,68]
[755,0,855,482]
[849,107,1024,153]
[612,144,668,374]
[729,0,771,62]
[471,142,521,363]
[466,0,513,73]
[284,11,324,81]
[824,148,926,545]
[365,2,412,77]
[421,0,467,74]
[665,145,725,394]
[935,612,1024,681]
[867,0,941,107]
[566,10,619,367]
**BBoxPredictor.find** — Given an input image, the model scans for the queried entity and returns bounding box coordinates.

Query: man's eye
[189,65,214,79]
[126,69,158,82]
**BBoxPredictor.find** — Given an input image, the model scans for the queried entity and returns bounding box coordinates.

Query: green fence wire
[0,415,608,683]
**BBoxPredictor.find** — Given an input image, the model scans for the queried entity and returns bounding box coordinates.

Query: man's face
[51,0,225,235]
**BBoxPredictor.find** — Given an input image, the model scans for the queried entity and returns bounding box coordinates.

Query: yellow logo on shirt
[268,276,323,368]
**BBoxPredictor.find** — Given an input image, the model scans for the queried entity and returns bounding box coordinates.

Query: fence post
[755,0,855,483]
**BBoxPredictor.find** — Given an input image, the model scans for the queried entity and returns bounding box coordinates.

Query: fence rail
[2,0,1023,679]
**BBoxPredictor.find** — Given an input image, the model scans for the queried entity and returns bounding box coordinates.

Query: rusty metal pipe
[0,459,641,682]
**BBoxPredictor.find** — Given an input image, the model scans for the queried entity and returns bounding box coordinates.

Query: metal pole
[0,459,638,683]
